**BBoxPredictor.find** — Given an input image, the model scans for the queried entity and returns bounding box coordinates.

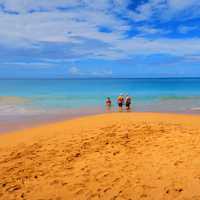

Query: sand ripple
[0,113,200,200]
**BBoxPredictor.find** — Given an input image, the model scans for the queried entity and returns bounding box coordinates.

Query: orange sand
[1,112,200,200]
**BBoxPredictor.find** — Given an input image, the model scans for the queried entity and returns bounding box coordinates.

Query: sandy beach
[1,112,200,200]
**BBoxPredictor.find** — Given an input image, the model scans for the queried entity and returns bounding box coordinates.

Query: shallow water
[1,78,200,132]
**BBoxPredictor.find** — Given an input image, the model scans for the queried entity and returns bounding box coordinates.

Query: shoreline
[0,106,105,134]
[1,112,200,199]
[2,111,200,146]
[1,109,200,135]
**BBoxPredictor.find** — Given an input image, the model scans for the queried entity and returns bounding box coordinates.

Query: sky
[0,0,200,78]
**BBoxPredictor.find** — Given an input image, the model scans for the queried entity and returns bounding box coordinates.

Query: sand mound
[1,113,200,200]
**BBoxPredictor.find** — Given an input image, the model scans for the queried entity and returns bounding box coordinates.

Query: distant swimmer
[105,97,112,111]
[125,94,131,111]
[117,93,124,111]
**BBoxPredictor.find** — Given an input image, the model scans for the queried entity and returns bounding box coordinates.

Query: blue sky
[0,0,200,78]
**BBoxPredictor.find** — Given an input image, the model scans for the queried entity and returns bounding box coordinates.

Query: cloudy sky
[0,0,200,78]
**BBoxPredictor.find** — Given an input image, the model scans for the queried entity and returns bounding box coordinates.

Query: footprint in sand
[164,186,184,198]
[103,187,112,193]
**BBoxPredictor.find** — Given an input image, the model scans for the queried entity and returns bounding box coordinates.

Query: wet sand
[0,112,200,200]
[0,106,104,134]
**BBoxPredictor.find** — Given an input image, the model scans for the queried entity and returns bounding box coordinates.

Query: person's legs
[106,103,112,112]
[118,103,123,112]
[126,103,131,111]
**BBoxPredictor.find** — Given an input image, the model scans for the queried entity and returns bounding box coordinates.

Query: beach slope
[1,112,200,200]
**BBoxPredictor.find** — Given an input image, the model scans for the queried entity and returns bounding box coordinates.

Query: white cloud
[114,37,200,57]
[0,0,199,63]
[183,55,200,62]
[0,2,129,46]
[128,0,200,22]
[68,65,112,77]
[167,0,199,11]
[178,25,198,34]
[68,66,80,75]
[0,0,82,13]
[1,61,55,68]
[137,26,168,35]
[90,69,112,77]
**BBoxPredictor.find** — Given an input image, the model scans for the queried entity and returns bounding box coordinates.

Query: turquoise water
[1,78,200,118]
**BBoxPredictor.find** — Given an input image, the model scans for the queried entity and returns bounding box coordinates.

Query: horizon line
[1,77,200,80]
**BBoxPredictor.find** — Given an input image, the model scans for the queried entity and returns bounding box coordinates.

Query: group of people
[106,94,132,111]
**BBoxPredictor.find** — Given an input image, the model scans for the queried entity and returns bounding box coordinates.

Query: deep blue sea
[1,78,200,132]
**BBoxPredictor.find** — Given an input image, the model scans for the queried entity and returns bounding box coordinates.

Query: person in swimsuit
[117,94,124,111]
[125,95,131,111]
[105,97,112,111]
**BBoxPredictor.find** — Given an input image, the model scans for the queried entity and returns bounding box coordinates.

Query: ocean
[1,78,200,132]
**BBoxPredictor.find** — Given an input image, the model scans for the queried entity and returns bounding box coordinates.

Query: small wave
[0,96,31,105]
[159,96,200,101]
[0,104,41,116]
[30,95,102,101]
[191,107,200,111]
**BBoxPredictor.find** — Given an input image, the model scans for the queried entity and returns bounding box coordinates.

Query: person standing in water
[125,94,131,111]
[117,94,124,111]
[105,97,112,111]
